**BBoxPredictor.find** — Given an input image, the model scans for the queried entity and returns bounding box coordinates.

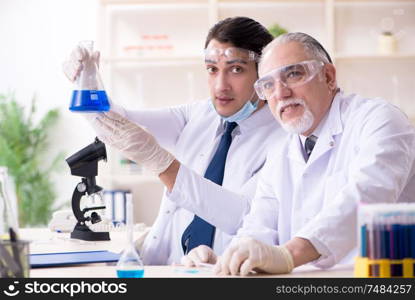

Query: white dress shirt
[237,91,415,269]
[121,100,286,265]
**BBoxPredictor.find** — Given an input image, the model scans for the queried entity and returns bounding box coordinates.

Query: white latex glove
[92,110,175,175]
[180,245,217,267]
[213,237,294,276]
[62,44,100,83]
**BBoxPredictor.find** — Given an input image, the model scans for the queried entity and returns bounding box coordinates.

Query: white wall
[4,0,413,222]
[0,0,101,210]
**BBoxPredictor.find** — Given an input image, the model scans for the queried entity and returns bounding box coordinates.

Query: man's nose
[215,72,231,91]
[269,81,292,101]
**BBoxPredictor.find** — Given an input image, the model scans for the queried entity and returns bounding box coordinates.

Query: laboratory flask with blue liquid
[69,40,110,112]
[116,194,144,278]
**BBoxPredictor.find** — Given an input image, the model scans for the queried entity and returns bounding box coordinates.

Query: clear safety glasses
[204,47,259,63]
[254,60,325,100]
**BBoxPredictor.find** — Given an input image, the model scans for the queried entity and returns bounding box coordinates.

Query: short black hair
[205,16,273,56]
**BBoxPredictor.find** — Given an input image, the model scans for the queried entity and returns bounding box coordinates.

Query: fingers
[239,258,255,276]
[71,45,86,61]
[213,238,260,276]
[93,50,100,69]
[213,256,222,274]
[82,112,100,124]
[101,112,149,141]
[180,255,195,268]
[215,252,256,276]
[214,244,237,275]
[64,46,87,82]
[93,114,117,134]
[62,60,82,82]
[103,111,128,127]
[188,250,204,266]
[181,245,214,268]
[91,111,149,150]
[195,245,212,263]
[228,249,248,275]
[92,111,126,135]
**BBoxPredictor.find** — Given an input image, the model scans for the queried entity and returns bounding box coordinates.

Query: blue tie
[181,121,238,254]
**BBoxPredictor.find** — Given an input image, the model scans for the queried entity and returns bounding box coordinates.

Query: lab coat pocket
[324,172,348,206]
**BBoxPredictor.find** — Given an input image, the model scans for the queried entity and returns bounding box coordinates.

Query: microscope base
[71,223,110,241]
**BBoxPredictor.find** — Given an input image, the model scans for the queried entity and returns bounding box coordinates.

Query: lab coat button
[329,141,334,147]
[153,236,157,240]
[166,210,170,214]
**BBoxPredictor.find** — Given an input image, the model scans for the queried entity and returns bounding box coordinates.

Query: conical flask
[69,40,110,112]
[116,194,144,278]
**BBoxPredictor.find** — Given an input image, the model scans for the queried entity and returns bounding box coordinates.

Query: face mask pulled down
[210,92,259,123]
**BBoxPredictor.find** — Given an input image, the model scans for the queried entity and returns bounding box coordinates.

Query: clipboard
[30,250,120,268]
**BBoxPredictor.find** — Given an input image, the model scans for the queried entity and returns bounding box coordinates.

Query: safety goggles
[254,60,325,100]
[204,47,259,64]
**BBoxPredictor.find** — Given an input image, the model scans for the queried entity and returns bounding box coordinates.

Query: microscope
[66,137,110,241]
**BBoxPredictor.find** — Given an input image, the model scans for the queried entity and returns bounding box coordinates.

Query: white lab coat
[121,100,286,265]
[237,91,415,269]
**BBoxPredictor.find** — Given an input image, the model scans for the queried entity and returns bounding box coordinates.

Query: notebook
[30,250,120,268]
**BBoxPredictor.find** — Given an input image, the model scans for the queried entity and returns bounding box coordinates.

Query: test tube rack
[354,203,415,278]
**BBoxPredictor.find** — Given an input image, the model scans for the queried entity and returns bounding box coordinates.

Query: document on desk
[30,250,120,268]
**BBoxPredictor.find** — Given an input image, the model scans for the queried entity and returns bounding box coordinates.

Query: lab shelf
[102,56,204,67]
[334,54,415,60]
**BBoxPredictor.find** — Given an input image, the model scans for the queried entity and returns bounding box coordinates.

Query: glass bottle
[116,194,144,278]
[69,40,110,112]
[378,31,397,55]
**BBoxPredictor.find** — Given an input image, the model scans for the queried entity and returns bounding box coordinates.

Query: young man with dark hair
[63,17,287,265]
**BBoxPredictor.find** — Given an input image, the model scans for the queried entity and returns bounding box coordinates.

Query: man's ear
[324,63,337,91]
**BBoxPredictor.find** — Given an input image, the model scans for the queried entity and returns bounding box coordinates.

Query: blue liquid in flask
[69,90,110,112]
[117,269,145,278]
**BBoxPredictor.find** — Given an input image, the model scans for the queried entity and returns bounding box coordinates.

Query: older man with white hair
[183,32,415,276]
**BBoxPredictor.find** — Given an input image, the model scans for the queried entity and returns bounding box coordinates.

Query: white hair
[260,32,333,68]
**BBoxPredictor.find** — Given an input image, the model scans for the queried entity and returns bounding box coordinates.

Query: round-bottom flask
[116,244,144,278]
[115,193,144,278]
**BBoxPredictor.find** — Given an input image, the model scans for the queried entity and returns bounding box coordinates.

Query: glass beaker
[116,194,144,278]
[0,239,30,278]
[0,167,19,240]
[69,40,110,112]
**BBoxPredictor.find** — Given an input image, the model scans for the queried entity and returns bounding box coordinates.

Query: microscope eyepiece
[66,137,107,178]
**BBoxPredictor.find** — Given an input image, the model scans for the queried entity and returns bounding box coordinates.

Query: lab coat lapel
[307,93,344,166]
[287,134,305,164]
[307,131,335,165]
